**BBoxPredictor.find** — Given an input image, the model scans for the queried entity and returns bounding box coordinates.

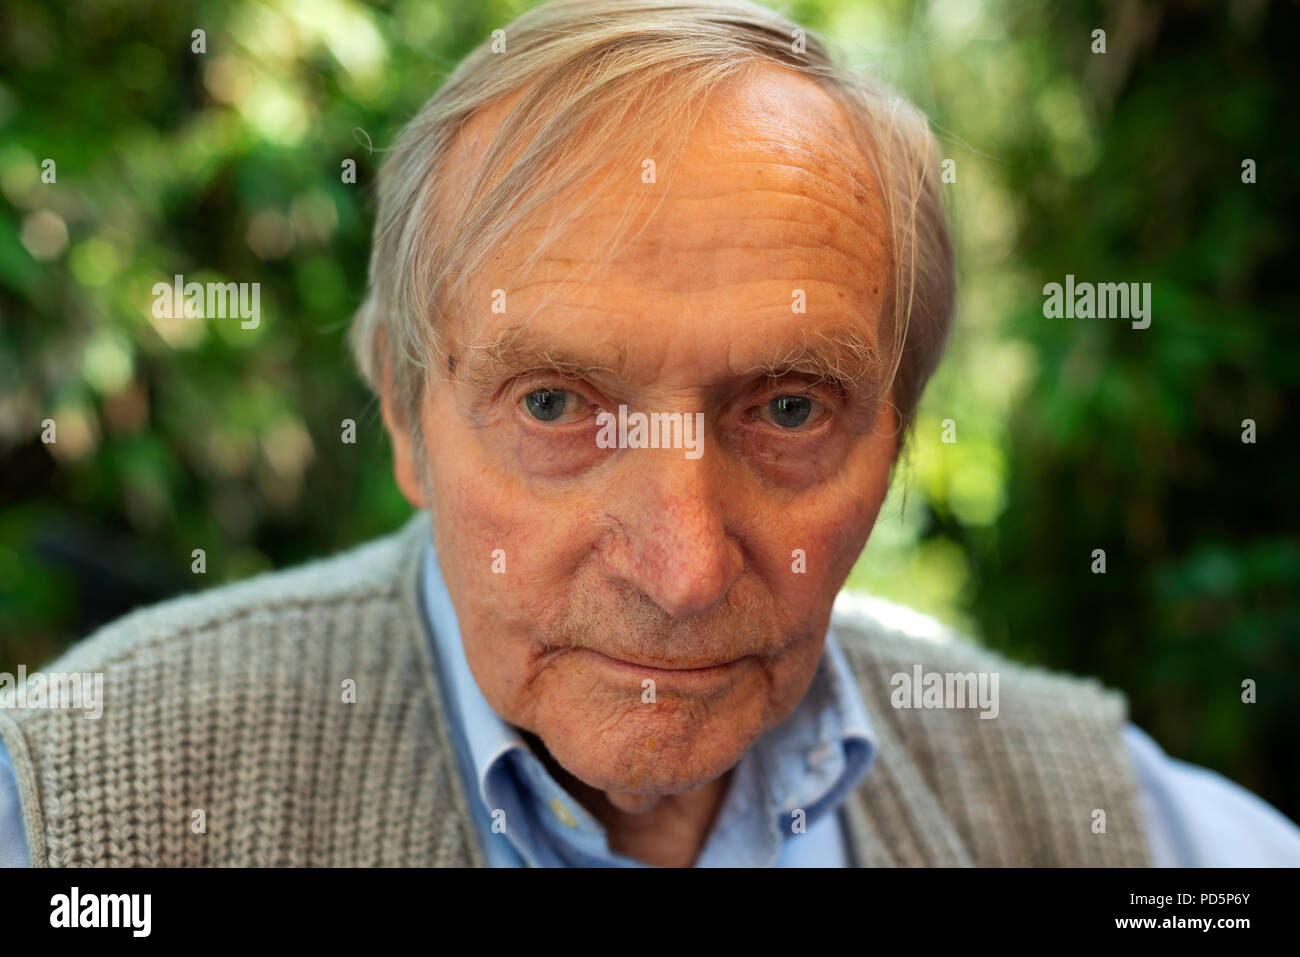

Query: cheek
[432,471,591,623]
[424,417,597,717]
[425,393,574,590]
[753,435,895,618]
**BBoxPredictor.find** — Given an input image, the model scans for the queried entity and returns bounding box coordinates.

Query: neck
[523,731,731,867]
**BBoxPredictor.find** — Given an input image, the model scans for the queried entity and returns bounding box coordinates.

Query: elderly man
[2,0,1298,868]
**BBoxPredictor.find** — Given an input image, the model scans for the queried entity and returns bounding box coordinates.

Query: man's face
[392,66,898,803]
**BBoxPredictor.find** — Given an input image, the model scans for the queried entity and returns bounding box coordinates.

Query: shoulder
[0,511,476,866]
[829,591,1128,723]
[0,513,432,745]
[830,592,1151,865]
[1124,724,1300,865]
[20,513,430,679]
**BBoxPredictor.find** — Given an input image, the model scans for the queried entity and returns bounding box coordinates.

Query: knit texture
[833,600,1152,866]
[0,514,1151,866]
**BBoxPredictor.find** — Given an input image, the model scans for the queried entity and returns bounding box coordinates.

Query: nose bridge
[609,446,743,620]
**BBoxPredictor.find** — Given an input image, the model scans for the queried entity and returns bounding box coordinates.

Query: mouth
[578,648,748,681]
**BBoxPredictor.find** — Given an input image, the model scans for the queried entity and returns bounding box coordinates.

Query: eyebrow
[454,323,883,396]
[741,327,883,396]
[455,326,630,389]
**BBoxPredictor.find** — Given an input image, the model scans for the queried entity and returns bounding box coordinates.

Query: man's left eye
[757,395,822,431]
[521,388,587,424]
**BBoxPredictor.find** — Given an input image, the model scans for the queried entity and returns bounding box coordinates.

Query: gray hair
[349,0,955,463]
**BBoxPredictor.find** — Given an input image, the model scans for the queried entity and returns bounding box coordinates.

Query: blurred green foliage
[1,0,1296,818]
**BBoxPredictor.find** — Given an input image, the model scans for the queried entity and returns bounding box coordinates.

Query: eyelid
[513,372,598,399]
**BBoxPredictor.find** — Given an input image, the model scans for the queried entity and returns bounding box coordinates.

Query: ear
[887,389,907,460]
[873,382,904,456]
[377,330,428,509]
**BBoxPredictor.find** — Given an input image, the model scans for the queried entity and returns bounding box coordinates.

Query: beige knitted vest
[0,514,1151,866]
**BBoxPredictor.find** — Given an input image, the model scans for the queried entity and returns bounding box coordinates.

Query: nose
[603,453,744,620]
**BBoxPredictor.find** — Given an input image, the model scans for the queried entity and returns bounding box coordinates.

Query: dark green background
[2,0,1297,821]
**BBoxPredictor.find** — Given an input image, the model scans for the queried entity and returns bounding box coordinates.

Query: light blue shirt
[2,531,1300,867]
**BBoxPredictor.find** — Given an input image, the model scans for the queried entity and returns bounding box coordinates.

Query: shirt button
[549,797,578,828]
[806,742,837,768]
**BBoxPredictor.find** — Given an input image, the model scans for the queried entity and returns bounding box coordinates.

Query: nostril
[634,539,743,620]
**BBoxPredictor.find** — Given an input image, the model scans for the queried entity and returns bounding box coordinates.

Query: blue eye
[766,395,814,429]
[523,388,569,422]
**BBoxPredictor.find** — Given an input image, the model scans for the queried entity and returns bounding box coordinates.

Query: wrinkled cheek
[834,486,889,569]
[827,445,896,568]
[427,460,592,714]
[761,482,887,641]
[433,471,511,560]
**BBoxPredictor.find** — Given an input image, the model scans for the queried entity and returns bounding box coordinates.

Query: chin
[540,695,768,797]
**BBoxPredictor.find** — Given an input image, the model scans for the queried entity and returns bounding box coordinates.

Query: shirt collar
[420,531,876,866]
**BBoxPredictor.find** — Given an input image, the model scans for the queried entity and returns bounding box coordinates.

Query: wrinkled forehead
[436,62,891,340]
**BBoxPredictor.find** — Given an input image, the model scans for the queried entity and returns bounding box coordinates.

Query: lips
[582,648,744,676]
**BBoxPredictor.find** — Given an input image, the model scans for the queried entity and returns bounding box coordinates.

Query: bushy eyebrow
[454,326,628,389]
[453,323,883,396]
[740,327,882,396]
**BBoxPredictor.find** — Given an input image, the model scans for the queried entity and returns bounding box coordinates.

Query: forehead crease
[493,156,886,296]
[652,167,879,243]
[705,67,882,202]
[502,194,882,277]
